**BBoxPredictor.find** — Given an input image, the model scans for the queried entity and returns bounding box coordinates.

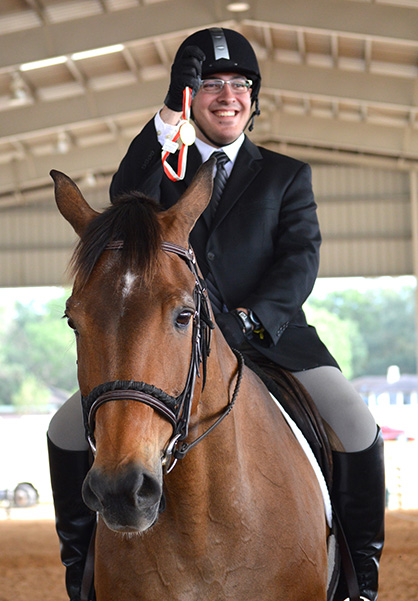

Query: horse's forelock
[70,191,163,288]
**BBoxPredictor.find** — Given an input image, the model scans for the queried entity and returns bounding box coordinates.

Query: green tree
[0,292,77,409]
[303,305,366,379]
[306,286,416,377]
[12,374,50,413]
[0,363,27,407]
[13,296,77,391]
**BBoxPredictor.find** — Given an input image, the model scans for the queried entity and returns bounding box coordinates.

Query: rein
[81,241,244,473]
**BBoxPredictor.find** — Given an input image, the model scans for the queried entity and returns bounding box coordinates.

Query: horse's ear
[163,157,215,241]
[50,170,99,237]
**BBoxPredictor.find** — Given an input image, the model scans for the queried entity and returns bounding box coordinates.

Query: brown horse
[51,160,329,601]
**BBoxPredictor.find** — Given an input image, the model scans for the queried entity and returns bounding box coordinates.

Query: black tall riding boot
[332,428,385,601]
[47,435,96,601]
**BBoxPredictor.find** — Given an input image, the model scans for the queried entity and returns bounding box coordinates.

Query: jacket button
[207,252,215,261]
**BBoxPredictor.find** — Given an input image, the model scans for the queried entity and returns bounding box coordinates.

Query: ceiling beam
[0,0,417,73]
[0,139,126,195]
[249,0,418,45]
[0,0,220,71]
[260,60,417,110]
[0,79,166,138]
[253,111,418,161]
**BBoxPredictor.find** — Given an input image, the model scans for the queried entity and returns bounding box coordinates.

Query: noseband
[81,241,243,473]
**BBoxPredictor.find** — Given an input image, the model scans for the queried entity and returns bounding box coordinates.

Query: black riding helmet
[174,27,261,126]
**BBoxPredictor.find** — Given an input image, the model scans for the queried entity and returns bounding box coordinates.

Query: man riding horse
[48,27,385,601]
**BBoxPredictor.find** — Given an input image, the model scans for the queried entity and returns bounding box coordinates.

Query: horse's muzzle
[82,463,163,533]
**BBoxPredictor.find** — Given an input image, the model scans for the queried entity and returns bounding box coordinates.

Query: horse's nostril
[82,469,104,512]
[136,472,162,506]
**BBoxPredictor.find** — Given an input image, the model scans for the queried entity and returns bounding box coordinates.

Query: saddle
[243,356,333,490]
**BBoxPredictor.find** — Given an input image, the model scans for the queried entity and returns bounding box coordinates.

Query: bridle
[81,241,244,473]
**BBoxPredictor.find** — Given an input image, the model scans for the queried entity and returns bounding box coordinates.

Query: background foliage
[0,292,77,412]
[304,284,417,379]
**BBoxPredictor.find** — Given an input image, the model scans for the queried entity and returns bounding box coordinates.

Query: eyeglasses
[199,78,253,94]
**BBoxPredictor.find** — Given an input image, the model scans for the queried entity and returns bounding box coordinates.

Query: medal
[179,121,196,146]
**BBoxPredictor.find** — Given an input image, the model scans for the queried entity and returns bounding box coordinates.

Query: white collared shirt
[154,110,245,178]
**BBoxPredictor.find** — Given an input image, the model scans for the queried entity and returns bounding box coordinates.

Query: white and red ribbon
[162,87,196,181]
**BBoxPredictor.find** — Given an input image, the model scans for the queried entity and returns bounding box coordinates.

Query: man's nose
[217,82,236,100]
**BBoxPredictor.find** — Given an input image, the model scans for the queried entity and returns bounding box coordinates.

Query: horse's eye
[175,310,194,328]
[64,313,79,335]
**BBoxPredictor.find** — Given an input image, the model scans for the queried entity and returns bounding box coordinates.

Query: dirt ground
[0,510,417,601]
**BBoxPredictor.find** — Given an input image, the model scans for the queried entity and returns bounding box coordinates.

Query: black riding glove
[164,45,206,112]
[216,311,247,349]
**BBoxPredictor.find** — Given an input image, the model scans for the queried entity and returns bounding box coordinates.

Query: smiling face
[191,73,252,147]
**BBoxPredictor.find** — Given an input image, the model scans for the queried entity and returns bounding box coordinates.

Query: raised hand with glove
[164,45,206,112]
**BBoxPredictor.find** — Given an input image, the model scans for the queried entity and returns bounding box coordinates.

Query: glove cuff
[231,309,253,337]
[164,92,183,113]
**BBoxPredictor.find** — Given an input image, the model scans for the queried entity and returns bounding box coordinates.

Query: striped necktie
[210,151,229,220]
[204,151,230,315]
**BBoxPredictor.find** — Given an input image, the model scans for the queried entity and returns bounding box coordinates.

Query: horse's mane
[71,191,163,288]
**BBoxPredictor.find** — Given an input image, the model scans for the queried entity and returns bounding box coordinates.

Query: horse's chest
[95,522,326,601]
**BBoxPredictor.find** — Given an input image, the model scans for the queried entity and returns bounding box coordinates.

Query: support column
[409,169,418,376]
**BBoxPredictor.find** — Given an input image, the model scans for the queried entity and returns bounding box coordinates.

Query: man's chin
[194,124,242,148]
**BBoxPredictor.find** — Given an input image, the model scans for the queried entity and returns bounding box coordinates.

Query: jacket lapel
[211,137,263,232]
[179,137,263,235]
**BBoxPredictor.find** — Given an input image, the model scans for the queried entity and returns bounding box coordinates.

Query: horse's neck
[159,338,323,566]
[197,334,244,428]
[165,337,271,505]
